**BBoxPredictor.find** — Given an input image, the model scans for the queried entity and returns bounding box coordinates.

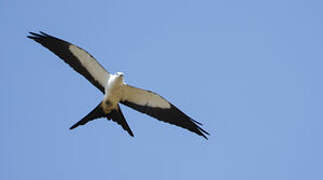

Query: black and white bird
[27,31,209,139]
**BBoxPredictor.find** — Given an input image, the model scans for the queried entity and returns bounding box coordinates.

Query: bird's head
[116,72,124,77]
[115,72,125,82]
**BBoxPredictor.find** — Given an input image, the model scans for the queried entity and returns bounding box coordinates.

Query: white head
[116,72,124,77]
[115,72,124,83]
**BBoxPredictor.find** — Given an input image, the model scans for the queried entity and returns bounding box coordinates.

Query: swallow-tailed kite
[27,31,209,139]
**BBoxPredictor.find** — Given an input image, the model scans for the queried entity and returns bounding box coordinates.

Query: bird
[27,31,209,139]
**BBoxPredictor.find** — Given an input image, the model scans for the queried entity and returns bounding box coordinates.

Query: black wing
[28,31,109,93]
[120,85,209,139]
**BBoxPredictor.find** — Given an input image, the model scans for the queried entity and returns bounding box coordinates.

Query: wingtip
[69,123,80,130]
[199,127,210,140]
[196,129,208,140]
[27,31,51,39]
[202,135,208,140]
[192,119,203,126]
[28,31,40,36]
[27,32,42,41]
[27,32,37,39]
[39,31,51,37]
[191,118,209,139]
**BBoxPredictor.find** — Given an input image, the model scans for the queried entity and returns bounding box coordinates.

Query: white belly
[102,74,124,113]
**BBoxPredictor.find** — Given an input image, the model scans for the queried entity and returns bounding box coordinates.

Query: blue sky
[1,0,323,179]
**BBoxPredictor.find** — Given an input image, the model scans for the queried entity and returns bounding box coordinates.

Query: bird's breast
[102,75,124,113]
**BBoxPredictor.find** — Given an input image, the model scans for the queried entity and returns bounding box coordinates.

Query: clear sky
[1,0,323,179]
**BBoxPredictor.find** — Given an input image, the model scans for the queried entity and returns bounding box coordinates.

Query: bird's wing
[27,31,109,93]
[120,85,209,139]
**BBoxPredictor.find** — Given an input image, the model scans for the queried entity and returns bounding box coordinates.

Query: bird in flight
[27,31,209,139]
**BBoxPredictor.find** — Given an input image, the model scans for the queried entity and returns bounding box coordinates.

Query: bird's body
[103,73,125,113]
[28,31,209,139]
